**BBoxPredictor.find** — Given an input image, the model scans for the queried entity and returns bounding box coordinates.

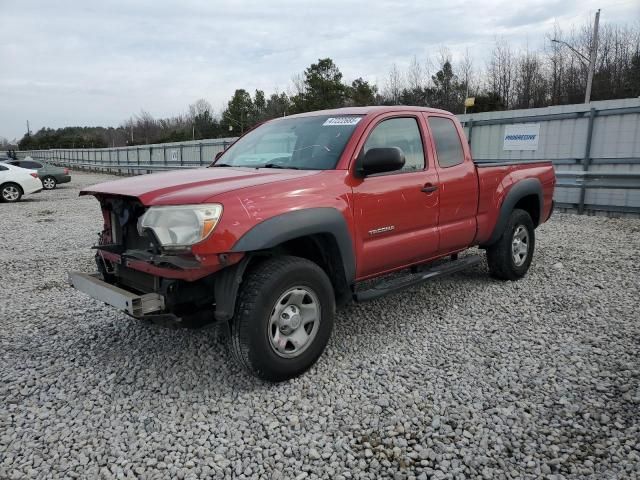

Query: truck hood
[80,167,321,205]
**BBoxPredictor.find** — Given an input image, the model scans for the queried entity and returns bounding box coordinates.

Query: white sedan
[0,162,43,202]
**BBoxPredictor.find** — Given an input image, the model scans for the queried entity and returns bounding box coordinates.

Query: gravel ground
[1,170,639,480]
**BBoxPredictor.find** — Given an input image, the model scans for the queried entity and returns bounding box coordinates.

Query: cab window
[428,117,465,168]
[363,117,425,172]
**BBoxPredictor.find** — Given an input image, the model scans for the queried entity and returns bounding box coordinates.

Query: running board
[353,255,482,302]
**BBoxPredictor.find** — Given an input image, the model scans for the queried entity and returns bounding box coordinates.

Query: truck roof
[283,105,454,119]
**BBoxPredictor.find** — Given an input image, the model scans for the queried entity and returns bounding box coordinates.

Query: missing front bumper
[68,271,165,317]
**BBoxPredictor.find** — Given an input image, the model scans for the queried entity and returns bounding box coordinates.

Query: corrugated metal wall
[18,138,238,175]
[17,98,640,216]
[459,98,640,216]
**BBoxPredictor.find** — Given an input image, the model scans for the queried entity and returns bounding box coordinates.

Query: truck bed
[474,160,555,245]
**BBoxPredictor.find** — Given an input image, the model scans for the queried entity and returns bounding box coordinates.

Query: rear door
[424,114,478,252]
[351,113,440,279]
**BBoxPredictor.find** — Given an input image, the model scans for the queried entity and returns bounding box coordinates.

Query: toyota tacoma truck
[70,106,555,381]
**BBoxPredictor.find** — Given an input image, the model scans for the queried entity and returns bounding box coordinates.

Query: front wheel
[487,208,535,280]
[230,256,335,381]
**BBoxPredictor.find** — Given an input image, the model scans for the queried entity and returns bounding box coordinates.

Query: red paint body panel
[83,106,555,284]
[348,111,440,278]
[82,167,322,205]
[474,163,556,245]
[422,112,479,253]
[190,170,356,258]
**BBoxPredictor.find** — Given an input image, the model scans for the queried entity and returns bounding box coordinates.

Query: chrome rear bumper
[68,271,165,317]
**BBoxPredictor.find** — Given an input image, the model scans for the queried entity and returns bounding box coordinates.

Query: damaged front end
[70,195,241,327]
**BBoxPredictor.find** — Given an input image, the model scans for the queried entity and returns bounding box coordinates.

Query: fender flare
[483,178,543,246]
[214,208,355,322]
[231,207,356,283]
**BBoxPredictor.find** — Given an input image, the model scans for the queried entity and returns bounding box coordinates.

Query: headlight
[138,204,223,250]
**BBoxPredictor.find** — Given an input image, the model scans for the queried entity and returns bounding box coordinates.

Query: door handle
[421,184,438,193]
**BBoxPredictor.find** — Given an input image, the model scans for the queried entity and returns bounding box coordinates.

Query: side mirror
[214,151,224,161]
[359,147,405,176]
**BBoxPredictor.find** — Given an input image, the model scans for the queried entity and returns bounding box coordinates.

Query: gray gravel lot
[1,170,639,480]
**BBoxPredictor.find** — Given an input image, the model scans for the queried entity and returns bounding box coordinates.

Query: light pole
[552,9,600,103]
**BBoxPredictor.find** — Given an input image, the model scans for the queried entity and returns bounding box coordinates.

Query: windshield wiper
[212,163,233,167]
[262,163,299,170]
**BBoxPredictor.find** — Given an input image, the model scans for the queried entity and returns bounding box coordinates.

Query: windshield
[213,114,363,170]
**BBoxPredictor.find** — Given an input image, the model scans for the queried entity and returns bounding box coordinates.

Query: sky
[0,0,638,141]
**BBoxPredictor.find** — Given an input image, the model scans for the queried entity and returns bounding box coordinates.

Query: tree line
[15,19,640,150]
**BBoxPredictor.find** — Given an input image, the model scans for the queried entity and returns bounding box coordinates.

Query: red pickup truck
[70,106,555,381]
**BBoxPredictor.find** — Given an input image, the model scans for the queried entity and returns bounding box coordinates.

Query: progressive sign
[503,124,540,151]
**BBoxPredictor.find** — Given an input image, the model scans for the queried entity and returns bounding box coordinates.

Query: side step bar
[354,255,482,302]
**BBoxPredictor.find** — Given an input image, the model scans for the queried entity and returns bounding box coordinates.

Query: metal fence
[15,98,640,217]
[459,97,640,217]
[16,138,237,176]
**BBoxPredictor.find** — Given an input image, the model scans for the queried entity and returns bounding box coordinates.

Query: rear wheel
[42,176,57,190]
[230,256,335,381]
[487,208,535,280]
[1,183,23,203]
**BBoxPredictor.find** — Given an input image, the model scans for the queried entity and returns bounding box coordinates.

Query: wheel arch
[1,181,24,198]
[482,178,543,247]
[231,207,355,284]
[214,208,355,321]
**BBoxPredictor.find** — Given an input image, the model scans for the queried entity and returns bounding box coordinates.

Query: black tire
[1,183,23,203]
[230,256,335,381]
[487,208,535,280]
[42,176,57,190]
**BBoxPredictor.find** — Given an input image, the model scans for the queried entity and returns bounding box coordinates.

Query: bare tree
[290,73,306,97]
[545,18,639,103]
[188,99,213,120]
[407,56,424,91]
[593,23,639,99]
[545,23,566,104]
[514,48,547,108]
[384,63,403,104]
[487,38,515,108]
[460,48,474,99]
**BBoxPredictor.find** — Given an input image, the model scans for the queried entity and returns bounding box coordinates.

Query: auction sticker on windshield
[323,117,362,126]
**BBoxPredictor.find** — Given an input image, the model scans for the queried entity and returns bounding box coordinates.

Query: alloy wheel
[2,186,20,201]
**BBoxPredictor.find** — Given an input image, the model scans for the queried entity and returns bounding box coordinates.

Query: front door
[351,115,440,279]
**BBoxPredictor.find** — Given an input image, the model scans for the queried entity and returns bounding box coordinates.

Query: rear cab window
[428,117,465,168]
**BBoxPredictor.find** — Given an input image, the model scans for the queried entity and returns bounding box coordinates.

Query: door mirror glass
[360,147,405,176]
